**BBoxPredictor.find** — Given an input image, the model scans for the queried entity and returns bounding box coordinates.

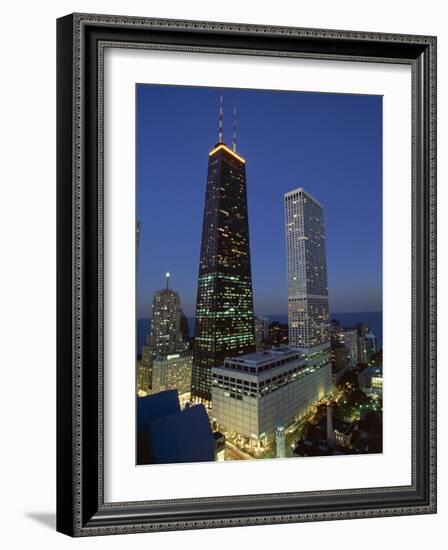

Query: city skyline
[136,84,382,318]
[136,91,383,464]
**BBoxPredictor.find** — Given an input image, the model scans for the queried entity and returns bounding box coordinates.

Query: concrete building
[284,187,333,400]
[211,346,330,443]
[152,353,193,396]
[285,188,329,349]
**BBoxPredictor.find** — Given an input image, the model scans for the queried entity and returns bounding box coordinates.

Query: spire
[232,103,237,152]
[218,95,223,143]
[165,272,170,290]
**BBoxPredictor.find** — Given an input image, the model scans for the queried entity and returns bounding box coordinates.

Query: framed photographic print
[56,13,437,536]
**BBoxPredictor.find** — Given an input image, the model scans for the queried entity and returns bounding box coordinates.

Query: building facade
[211,346,330,442]
[266,321,289,346]
[149,275,183,356]
[358,365,383,396]
[152,353,193,396]
[285,188,329,349]
[254,315,269,351]
[137,334,153,395]
[364,332,377,362]
[340,328,359,368]
[191,117,256,403]
[284,187,332,399]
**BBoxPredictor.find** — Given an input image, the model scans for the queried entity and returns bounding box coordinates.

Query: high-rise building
[285,188,329,348]
[149,273,183,356]
[284,187,332,395]
[191,99,256,403]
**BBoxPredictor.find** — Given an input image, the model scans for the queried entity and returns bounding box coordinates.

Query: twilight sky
[136,84,382,319]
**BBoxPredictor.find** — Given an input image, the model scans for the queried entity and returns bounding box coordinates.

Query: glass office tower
[191,136,256,403]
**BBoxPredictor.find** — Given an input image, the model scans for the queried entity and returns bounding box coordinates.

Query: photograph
[135,84,383,465]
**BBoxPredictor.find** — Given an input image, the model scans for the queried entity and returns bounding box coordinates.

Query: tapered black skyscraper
[191,99,256,403]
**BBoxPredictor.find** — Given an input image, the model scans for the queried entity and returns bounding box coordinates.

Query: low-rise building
[152,352,193,396]
[211,344,332,444]
[358,365,383,397]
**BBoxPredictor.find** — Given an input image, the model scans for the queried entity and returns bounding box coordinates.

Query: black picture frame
[57,13,437,536]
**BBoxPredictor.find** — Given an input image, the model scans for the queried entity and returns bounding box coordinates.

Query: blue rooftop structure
[137,390,215,464]
[148,404,215,464]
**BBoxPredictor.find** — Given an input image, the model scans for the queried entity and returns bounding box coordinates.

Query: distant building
[254,315,269,350]
[333,417,357,448]
[340,329,358,367]
[137,334,153,394]
[357,333,367,364]
[294,406,357,456]
[267,321,289,347]
[138,276,190,395]
[137,360,152,396]
[356,331,377,364]
[149,274,183,355]
[330,319,342,345]
[179,310,190,342]
[364,333,377,362]
[152,353,193,396]
[358,365,383,396]
[331,344,350,381]
[211,346,330,443]
[191,99,256,403]
[356,322,369,336]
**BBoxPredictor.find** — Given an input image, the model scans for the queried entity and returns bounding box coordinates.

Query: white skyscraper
[285,187,329,348]
[284,187,332,393]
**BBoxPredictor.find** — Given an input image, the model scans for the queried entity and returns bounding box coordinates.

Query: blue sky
[136,84,382,318]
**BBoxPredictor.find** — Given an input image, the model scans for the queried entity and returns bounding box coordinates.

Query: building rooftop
[362,365,383,377]
[225,345,302,367]
[284,187,323,208]
[211,345,306,377]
